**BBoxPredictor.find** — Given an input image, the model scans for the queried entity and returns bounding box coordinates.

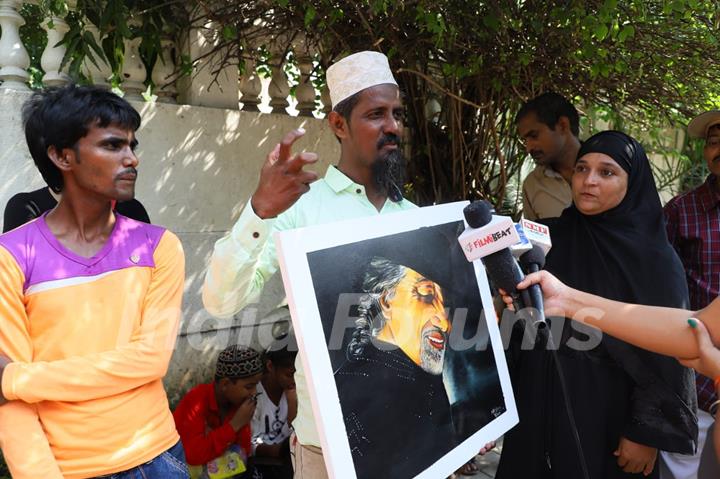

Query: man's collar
[324,165,358,193]
[325,165,405,202]
[698,174,720,212]
[542,166,564,179]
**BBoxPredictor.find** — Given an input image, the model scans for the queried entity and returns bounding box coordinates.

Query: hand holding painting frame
[275,201,518,479]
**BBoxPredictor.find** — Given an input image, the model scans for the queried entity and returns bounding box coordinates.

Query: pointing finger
[278,128,306,164]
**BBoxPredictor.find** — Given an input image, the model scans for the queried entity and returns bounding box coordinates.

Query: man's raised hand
[250,128,319,219]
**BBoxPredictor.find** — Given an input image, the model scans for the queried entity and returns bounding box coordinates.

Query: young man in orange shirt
[0,84,186,478]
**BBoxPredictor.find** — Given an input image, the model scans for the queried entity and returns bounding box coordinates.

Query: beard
[372,134,406,200]
[419,332,446,375]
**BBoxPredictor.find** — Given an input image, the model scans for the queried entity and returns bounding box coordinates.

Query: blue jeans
[93,441,190,478]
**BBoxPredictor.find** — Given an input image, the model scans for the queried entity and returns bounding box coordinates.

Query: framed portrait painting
[275,201,518,479]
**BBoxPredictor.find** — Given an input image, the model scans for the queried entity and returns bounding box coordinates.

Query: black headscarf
[547,130,687,307]
[544,130,697,453]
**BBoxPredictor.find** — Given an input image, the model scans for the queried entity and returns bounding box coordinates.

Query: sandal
[456,458,479,476]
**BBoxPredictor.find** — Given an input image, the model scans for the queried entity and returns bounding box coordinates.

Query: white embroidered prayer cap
[326,51,398,108]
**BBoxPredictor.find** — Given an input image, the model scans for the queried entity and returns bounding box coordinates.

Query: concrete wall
[0,90,339,403]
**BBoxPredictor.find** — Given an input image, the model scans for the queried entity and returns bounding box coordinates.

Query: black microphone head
[519,244,546,270]
[463,200,493,228]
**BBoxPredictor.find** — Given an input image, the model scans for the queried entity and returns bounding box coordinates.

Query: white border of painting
[275,201,518,479]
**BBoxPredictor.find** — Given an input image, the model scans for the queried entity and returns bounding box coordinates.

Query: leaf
[117,18,133,39]
[304,6,316,27]
[221,25,237,41]
[594,23,609,41]
[618,25,635,42]
[482,13,500,31]
[604,0,618,9]
[141,84,157,103]
[84,49,101,70]
[59,35,81,72]
[519,52,531,66]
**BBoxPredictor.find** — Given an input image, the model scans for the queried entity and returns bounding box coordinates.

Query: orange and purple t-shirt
[0,213,185,479]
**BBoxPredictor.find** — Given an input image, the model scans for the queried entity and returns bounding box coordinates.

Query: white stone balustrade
[0,0,30,90]
[0,4,330,117]
[84,23,111,88]
[177,22,239,109]
[268,58,290,114]
[151,38,177,103]
[40,13,70,86]
[295,53,316,117]
[239,57,261,111]
[121,23,147,101]
[321,85,331,114]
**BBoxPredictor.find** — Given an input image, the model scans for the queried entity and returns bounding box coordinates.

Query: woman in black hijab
[497,131,697,479]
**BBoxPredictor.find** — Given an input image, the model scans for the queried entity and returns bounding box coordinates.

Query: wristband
[714,375,720,392]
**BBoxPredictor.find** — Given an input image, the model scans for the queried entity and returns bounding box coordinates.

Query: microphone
[459,201,531,311]
[510,223,532,258]
[518,244,546,324]
[517,218,552,255]
[458,201,520,261]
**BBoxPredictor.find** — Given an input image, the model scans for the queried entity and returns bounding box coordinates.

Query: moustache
[116,167,138,179]
[377,134,401,149]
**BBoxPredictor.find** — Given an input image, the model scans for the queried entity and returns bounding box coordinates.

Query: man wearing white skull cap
[202,50,415,478]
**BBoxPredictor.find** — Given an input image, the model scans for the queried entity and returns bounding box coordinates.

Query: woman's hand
[498,270,572,317]
[678,318,720,380]
[614,437,657,476]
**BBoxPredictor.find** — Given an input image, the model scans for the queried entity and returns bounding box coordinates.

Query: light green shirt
[202,165,416,447]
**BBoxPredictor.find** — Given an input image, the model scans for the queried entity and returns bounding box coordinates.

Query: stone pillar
[40,13,70,86]
[151,38,177,103]
[176,23,239,109]
[84,24,111,88]
[295,53,315,117]
[320,84,331,115]
[0,0,30,90]
[239,57,261,112]
[268,56,289,114]
[121,25,147,100]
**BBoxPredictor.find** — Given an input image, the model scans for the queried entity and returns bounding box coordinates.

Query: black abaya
[498,131,697,479]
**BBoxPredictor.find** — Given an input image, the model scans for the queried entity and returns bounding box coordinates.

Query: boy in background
[251,342,298,479]
[174,345,264,479]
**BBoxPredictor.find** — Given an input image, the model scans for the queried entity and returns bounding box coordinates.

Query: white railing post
[321,84,331,115]
[295,52,315,117]
[239,57,261,111]
[40,11,70,86]
[268,52,289,114]
[176,22,239,109]
[151,38,177,103]
[121,23,146,101]
[0,0,30,90]
[84,23,111,88]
